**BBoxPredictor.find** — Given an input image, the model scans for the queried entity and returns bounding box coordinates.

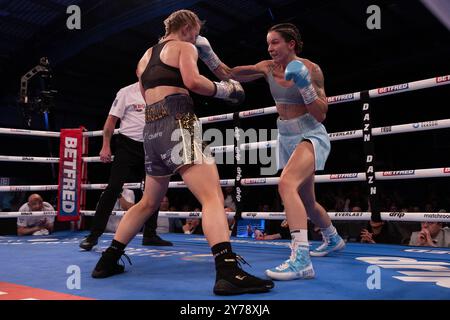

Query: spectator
[359,219,402,244]
[223,187,236,211]
[182,208,203,235]
[409,217,450,248]
[255,219,291,241]
[156,196,171,234]
[17,194,55,236]
[225,207,236,235]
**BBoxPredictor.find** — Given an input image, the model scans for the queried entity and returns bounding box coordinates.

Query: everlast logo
[389,212,405,218]
[245,212,257,217]
[22,157,33,161]
[329,131,357,138]
[21,212,33,216]
[269,213,286,217]
[207,115,227,121]
[245,178,266,185]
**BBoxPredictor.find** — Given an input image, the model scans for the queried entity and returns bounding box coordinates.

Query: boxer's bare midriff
[145,86,189,106]
[277,103,308,120]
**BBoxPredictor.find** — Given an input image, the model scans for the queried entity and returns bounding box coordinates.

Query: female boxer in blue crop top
[195,23,345,281]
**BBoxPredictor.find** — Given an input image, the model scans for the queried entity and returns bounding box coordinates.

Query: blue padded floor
[0,231,449,300]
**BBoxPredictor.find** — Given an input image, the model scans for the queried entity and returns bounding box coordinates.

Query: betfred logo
[242,109,264,117]
[378,83,408,94]
[330,173,358,179]
[327,93,354,103]
[383,170,415,176]
[436,75,450,83]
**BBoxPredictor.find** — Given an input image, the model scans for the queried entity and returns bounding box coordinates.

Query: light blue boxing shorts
[276,113,331,171]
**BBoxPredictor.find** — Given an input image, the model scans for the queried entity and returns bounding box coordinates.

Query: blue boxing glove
[195,35,222,72]
[285,60,318,105]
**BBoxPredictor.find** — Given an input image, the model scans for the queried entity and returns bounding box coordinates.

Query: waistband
[117,133,143,145]
[145,94,194,123]
[277,113,320,135]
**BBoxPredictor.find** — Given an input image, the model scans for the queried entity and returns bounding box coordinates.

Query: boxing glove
[213,80,245,106]
[195,35,222,71]
[285,60,318,105]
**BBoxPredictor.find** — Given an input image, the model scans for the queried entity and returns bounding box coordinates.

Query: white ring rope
[0,75,448,137]
[1,75,449,226]
[2,210,450,223]
[1,167,449,192]
[2,118,450,163]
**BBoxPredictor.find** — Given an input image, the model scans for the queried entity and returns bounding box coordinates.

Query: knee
[137,197,158,214]
[278,177,300,198]
[201,192,224,208]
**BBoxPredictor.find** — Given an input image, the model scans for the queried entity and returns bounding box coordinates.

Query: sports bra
[267,67,305,105]
[141,40,187,90]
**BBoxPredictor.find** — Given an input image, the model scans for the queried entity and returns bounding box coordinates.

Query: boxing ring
[1,75,450,300]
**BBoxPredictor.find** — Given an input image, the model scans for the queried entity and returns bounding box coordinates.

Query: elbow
[308,108,326,123]
[308,102,327,123]
[184,77,201,92]
[316,112,326,123]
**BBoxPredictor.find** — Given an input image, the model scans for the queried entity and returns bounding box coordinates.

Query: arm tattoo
[311,64,326,100]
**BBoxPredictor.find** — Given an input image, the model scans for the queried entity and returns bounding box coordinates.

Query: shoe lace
[235,255,252,269]
[119,252,132,266]
[315,238,330,251]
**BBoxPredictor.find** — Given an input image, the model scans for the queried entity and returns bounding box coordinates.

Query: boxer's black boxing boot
[92,240,131,278]
[212,242,274,295]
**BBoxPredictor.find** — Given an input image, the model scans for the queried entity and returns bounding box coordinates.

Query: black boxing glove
[212,80,245,106]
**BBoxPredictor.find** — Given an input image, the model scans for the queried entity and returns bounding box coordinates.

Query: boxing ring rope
[2,210,450,223]
[1,74,449,225]
[0,166,449,192]
[2,118,450,163]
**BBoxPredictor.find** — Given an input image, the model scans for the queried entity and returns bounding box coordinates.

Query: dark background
[1,0,450,233]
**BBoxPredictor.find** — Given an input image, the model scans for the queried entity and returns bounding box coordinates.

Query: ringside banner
[57,128,83,221]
